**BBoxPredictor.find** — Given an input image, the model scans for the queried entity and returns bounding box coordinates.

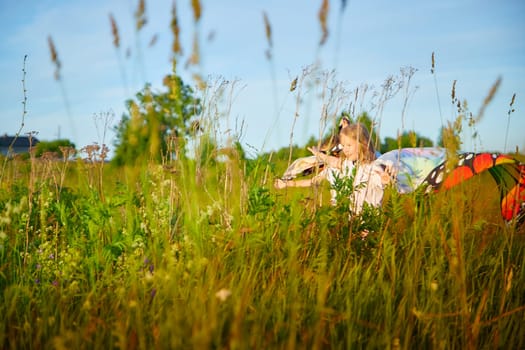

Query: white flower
[215,288,232,302]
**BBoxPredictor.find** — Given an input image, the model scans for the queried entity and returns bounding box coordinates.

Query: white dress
[323,160,385,214]
[350,162,385,214]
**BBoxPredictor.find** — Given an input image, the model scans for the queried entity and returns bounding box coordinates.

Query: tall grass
[0,151,525,348]
[1,119,524,348]
[1,1,524,349]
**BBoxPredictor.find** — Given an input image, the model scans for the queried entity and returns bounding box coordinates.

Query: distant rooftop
[0,134,40,154]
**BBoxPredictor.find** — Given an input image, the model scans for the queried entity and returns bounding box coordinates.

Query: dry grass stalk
[504,92,516,152]
[191,0,202,22]
[171,2,182,55]
[23,131,38,264]
[263,12,272,48]
[192,73,206,91]
[148,34,158,47]
[262,11,273,59]
[289,76,298,92]
[399,66,417,132]
[408,130,416,148]
[109,14,120,48]
[318,0,329,45]
[442,115,463,171]
[135,0,147,31]
[509,93,516,108]
[59,146,76,160]
[370,74,403,148]
[187,33,200,67]
[476,76,501,123]
[47,36,61,81]
[1,56,29,183]
[431,51,444,125]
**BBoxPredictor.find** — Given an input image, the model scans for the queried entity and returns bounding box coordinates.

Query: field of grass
[0,146,524,349]
[2,1,524,348]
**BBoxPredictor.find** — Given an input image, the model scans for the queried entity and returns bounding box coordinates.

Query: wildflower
[144,271,154,282]
[143,258,154,274]
[82,299,92,311]
[430,280,438,291]
[215,288,232,302]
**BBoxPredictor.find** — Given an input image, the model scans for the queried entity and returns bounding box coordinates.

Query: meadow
[1,1,524,348]
[1,130,524,349]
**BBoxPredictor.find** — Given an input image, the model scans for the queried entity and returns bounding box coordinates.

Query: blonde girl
[275,123,391,213]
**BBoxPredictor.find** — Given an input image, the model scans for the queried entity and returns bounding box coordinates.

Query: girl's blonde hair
[339,123,376,162]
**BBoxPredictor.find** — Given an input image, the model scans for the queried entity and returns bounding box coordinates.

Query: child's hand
[274,178,287,189]
[379,171,391,185]
[377,163,397,185]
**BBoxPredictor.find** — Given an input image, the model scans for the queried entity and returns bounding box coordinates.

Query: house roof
[0,134,40,148]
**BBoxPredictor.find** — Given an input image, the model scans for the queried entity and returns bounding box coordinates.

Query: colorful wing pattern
[376,147,446,194]
[422,152,525,224]
[281,156,324,180]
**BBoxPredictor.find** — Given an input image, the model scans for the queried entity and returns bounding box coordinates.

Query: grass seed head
[47,36,61,80]
[148,34,158,47]
[135,0,147,31]
[318,0,329,46]
[477,76,501,122]
[171,2,182,55]
[263,12,273,48]
[191,0,202,22]
[187,33,200,67]
[109,14,120,48]
[290,77,298,92]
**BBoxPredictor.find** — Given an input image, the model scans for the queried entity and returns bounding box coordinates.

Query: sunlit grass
[1,1,524,348]
[0,144,524,348]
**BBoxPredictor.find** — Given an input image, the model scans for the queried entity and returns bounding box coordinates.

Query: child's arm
[275,178,310,189]
[274,173,325,189]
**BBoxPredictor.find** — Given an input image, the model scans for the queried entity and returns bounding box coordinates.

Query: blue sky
[1,0,524,157]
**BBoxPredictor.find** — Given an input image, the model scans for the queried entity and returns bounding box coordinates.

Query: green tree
[112,74,201,165]
[341,111,435,153]
[35,139,76,158]
[380,131,434,153]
